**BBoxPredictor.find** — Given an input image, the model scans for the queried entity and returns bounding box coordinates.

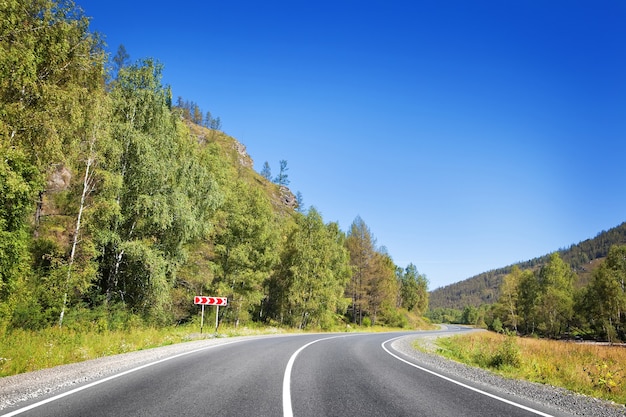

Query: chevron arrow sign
[194,296,228,306]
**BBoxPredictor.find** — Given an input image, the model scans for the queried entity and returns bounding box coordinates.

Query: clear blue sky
[84,0,626,290]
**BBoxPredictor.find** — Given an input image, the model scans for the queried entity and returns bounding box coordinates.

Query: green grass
[418,331,626,405]
[0,322,293,377]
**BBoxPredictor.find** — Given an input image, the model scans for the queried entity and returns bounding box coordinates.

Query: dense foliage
[0,0,429,334]
[488,249,626,341]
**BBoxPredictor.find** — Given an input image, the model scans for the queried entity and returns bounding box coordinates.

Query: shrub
[489,336,521,369]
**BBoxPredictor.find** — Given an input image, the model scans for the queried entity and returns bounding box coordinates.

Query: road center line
[282,334,363,417]
[381,336,555,417]
[0,339,247,417]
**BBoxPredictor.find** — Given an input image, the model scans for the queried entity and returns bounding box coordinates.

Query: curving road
[1,327,572,417]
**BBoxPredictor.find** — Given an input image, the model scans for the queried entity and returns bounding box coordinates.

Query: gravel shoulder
[1,330,625,416]
[0,336,250,411]
[392,332,626,417]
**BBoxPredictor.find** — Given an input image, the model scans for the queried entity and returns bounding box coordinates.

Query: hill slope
[429,222,626,310]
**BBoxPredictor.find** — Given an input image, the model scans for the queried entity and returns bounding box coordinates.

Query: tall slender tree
[260,161,272,181]
[274,160,290,186]
[345,216,376,325]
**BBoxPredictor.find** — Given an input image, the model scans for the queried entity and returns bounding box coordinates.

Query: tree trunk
[59,154,93,327]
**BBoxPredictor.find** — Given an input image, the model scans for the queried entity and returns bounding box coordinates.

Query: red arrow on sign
[194,296,208,304]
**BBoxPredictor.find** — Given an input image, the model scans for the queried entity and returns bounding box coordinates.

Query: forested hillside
[429,222,626,310]
[0,0,429,334]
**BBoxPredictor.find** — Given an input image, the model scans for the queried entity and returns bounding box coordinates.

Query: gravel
[0,336,245,412]
[1,332,624,416]
[392,334,626,417]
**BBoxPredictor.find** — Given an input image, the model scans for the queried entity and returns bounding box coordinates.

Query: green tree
[494,266,531,333]
[1,0,107,329]
[0,145,42,331]
[536,253,575,337]
[96,59,221,321]
[0,0,105,218]
[295,191,305,213]
[112,44,130,78]
[260,161,272,181]
[274,159,289,186]
[272,209,351,329]
[211,181,278,327]
[583,245,626,342]
[367,251,398,325]
[345,216,376,325]
[517,269,539,334]
[398,263,429,314]
[461,305,479,325]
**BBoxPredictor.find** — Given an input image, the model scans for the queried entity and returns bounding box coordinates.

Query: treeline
[429,222,626,310]
[429,248,626,342]
[0,0,428,334]
[174,97,222,131]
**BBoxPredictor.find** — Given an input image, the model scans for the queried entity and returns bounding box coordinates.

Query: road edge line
[381,336,555,417]
[0,339,246,417]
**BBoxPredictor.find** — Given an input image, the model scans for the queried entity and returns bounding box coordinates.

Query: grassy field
[421,331,626,405]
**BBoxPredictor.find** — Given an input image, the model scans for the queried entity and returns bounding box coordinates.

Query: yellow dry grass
[431,331,626,405]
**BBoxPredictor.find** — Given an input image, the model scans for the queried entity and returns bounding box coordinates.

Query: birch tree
[536,253,575,337]
[583,245,626,342]
[275,209,351,329]
[212,181,277,327]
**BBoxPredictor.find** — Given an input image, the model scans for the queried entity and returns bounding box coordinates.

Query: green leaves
[272,209,351,329]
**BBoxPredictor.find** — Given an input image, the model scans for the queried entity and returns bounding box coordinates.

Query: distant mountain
[428,222,626,310]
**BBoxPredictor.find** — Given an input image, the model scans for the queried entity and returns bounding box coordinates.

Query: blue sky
[84,1,626,290]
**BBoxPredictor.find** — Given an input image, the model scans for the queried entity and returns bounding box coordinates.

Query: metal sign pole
[215,305,220,332]
[200,304,205,334]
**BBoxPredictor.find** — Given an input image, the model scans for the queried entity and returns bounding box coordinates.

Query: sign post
[194,296,228,333]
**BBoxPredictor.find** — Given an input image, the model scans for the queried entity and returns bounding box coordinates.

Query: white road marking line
[282,334,364,417]
[0,340,246,417]
[381,336,556,417]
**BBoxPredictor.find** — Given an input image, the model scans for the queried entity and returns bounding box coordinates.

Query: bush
[491,317,503,333]
[489,336,521,369]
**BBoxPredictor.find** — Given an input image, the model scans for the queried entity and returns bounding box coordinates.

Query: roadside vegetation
[429,245,626,346]
[418,331,626,405]
[0,313,433,377]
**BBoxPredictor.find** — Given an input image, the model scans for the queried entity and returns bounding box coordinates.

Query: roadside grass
[0,318,433,378]
[0,325,190,377]
[0,321,294,377]
[420,331,626,405]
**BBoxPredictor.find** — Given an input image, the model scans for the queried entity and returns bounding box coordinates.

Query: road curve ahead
[2,328,572,417]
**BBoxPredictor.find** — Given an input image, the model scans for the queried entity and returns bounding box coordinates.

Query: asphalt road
[1,328,572,417]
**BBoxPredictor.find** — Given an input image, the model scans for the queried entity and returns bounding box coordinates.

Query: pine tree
[345,216,376,325]
[261,162,272,181]
[274,160,290,186]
